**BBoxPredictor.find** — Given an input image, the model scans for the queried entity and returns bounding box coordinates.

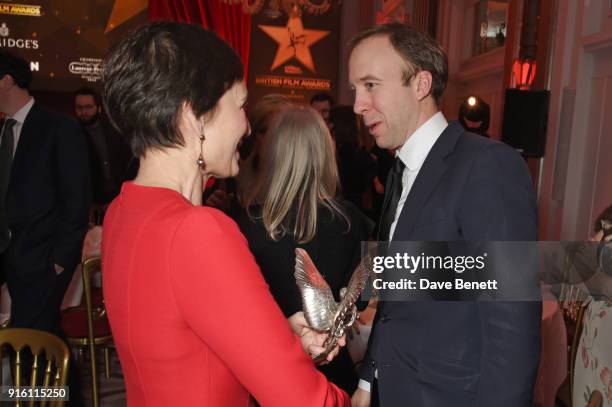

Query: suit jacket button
[371,360,376,367]
[380,313,390,323]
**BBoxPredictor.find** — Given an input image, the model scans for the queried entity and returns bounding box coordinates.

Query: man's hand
[351,388,371,407]
[288,312,346,365]
[351,314,367,335]
[54,264,64,275]
[352,299,377,336]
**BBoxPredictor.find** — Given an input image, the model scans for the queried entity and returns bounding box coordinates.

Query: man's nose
[353,90,370,115]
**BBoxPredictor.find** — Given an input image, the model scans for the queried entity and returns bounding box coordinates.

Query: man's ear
[414,71,433,102]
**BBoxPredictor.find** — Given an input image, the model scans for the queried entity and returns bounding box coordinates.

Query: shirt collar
[9,97,35,125]
[397,111,448,171]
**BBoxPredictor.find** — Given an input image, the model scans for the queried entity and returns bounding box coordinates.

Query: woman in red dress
[101,22,349,407]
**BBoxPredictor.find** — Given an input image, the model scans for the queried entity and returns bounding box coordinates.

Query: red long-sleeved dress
[102,182,350,406]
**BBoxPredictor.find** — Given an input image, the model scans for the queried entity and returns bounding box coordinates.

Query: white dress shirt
[0,97,35,157]
[358,111,449,393]
[388,111,448,240]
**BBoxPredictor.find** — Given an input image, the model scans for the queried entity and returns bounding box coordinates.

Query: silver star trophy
[294,248,371,363]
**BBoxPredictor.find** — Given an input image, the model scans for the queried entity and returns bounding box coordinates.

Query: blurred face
[203,81,249,178]
[349,35,419,150]
[311,99,331,128]
[74,95,100,126]
[0,74,16,113]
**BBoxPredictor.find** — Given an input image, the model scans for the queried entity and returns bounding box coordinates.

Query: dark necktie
[0,119,16,203]
[377,157,405,241]
[0,119,16,253]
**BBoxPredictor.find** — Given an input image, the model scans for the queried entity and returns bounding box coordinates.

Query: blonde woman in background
[234,106,372,394]
[234,94,292,207]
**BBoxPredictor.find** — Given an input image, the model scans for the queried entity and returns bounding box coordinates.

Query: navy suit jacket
[361,121,542,406]
[0,102,90,328]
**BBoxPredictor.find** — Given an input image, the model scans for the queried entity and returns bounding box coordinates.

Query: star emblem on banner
[105,0,148,33]
[259,17,329,73]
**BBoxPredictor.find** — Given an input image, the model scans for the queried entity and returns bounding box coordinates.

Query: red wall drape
[149,0,210,26]
[149,0,251,82]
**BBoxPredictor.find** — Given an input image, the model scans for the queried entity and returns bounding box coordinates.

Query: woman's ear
[178,102,202,143]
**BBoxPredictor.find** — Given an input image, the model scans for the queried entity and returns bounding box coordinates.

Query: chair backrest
[559,248,591,323]
[558,246,591,403]
[568,300,590,405]
[82,257,105,339]
[0,328,70,407]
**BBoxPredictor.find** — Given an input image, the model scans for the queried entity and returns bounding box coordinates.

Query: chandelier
[221,0,339,18]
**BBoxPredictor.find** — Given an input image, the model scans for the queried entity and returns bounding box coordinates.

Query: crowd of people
[1,19,610,407]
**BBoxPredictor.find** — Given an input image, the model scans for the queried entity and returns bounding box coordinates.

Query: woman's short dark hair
[103,22,243,157]
[349,23,448,103]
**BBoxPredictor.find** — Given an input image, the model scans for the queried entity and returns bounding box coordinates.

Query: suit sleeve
[52,116,91,270]
[170,209,349,407]
[343,201,373,313]
[357,311,378,385]
[458,143,541,406]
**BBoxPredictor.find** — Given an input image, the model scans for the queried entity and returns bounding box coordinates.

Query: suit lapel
[393,121,464,240]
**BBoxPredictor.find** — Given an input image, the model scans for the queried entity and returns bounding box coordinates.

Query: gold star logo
[105,0,148,33]
[259,17,329,73]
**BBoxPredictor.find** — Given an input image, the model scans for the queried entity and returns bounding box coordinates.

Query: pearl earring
[197,126,205,168]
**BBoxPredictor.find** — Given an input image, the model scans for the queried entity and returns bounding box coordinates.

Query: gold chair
[61,257,112,407]
[558,246,591,405]
[566,300,589,403]
[0,327,70,407]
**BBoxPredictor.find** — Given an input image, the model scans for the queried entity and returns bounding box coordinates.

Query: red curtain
[205,1,251,82]
[149,1,210,26]
[149,0,251,82]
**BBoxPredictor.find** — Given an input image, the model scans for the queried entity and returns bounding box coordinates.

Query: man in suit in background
[74,87,136,223]
[348,24,541,407]
[310,92,334,130]
[0,50,90,403]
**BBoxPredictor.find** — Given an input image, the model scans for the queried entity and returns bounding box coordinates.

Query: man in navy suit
[0,51,90,404]
[348,24,541,406]
[0,49,90,335]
